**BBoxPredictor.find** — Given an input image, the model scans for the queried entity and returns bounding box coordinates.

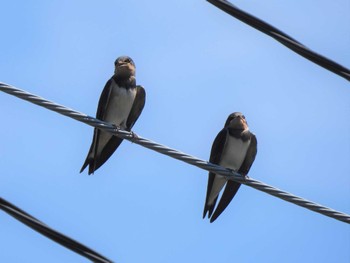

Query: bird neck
[113,75,136,89]
[228,128,250,141]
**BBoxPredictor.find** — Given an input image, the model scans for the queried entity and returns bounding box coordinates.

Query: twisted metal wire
[0,197,112,263]
[207,0,350,82]
[1,82,349,224]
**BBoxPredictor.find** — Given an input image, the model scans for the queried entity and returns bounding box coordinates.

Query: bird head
[224,112,248,130]
[114,56,136,78]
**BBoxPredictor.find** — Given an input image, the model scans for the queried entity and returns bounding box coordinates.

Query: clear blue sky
[1,1,349,262]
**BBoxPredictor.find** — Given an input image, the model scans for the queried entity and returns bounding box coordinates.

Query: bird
[203,112,257,223]
[80,56,146,175]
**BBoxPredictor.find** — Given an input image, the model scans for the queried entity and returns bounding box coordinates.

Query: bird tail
[80,157,94,175]
[209,181,241,223]
[203,195,218,219]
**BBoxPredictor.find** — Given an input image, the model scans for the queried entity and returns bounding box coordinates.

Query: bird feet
[112,124,121,132]
[130,131,139,143]
[243,174,249,182]
[227,168,248,182]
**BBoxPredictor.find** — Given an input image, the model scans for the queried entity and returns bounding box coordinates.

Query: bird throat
[113,75,136,89]
[228,128,250,141]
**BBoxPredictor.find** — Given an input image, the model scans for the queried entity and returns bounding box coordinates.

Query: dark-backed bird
[80,56,146,175]
[203,112,257,223]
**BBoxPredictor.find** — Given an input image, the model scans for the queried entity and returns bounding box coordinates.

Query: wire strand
[1,82,349,224]
[0,197,113,263]
[207,0,350,82]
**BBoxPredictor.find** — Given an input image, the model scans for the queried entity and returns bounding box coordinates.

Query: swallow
[203,112,257,223]
[80,56,146,175]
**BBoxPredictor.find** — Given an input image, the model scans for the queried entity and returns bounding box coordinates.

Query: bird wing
[203,128,227,218]
[80,78,113,174]
[238,133,257,176]
[126,85,146,130]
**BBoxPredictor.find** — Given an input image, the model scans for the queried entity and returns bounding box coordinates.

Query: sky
[0,0,349,262]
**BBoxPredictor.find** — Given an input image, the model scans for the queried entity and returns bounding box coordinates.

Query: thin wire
[207,0,350,82]
[0,197,113,263]
[1,82,349,224]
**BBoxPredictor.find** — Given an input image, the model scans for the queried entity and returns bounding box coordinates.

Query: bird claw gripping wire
[112,124,138,142]
[243,174,250,182]
[112,124,121,133]
[227,168,248,183]
[130,131,139,143]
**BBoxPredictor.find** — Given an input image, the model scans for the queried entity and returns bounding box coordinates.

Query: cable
[0,82,349,224]
[0,197,113,263]
[207,0,350,82]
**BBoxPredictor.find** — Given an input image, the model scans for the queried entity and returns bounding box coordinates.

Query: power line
[207,0,350,82]
[0,197,113,263]
[1,82,349,224]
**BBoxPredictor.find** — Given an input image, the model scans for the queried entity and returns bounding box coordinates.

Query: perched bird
[80,56,146,175]
[203,112,257,223]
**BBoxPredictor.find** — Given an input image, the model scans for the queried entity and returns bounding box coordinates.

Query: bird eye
[242,115,246,119]
[125,58,131,63]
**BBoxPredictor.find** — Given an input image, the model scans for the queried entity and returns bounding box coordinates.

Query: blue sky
[1,0,349,262]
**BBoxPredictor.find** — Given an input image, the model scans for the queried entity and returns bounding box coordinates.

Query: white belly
[219,136,250,171]
[96,83,136,154]
[104,84,137,128]
[208,136,250,205]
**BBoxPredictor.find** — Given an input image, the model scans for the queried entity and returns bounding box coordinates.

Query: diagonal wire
[0,197,113,263]
[0,81,349,224]
[207,0,350,82]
